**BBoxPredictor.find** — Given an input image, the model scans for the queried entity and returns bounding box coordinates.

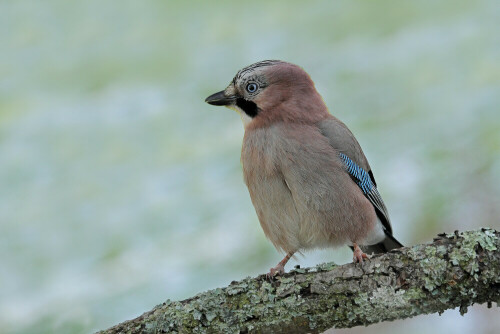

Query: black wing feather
[368,170,377,187]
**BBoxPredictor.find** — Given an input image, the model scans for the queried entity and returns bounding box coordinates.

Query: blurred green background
[1,0,499,333]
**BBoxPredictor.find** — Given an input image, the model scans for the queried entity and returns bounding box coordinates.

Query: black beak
[205,90,236,106]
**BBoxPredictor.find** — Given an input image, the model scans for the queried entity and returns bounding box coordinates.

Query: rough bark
[98,229,500,334]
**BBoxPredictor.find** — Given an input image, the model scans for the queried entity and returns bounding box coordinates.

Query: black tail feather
[362,233,404,254]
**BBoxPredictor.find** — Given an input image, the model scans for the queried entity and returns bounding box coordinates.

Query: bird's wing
[338,153,392,234]
[317,118,372,172]
[317,117,392,235]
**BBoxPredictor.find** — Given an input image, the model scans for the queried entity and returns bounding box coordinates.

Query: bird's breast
[240,125,303,252]
[241,126,281,179]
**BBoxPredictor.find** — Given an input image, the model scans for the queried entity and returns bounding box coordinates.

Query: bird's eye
[246,83,258,93]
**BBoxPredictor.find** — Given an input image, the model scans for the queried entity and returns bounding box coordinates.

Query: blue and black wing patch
[339,153,392,233]
[339,153,374,195]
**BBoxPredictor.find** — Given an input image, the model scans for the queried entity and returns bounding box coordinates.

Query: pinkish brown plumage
[205,60,403,277]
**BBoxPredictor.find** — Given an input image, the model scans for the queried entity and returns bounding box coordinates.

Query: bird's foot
[352,243,369,263]
[266,251,294,279]
[267,264,285,278]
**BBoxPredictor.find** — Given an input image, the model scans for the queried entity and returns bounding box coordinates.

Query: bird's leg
[352,243,369,263]
[267,252,294,278]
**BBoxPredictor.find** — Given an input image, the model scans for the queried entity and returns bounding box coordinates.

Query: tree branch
[98,229,500,334]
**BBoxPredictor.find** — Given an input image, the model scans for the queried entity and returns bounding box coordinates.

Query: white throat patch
[227,105,253,128]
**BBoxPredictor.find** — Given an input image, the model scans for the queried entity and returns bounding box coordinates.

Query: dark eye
[246,83,258,93]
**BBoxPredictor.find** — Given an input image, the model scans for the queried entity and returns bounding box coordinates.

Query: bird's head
[205,60,327,128]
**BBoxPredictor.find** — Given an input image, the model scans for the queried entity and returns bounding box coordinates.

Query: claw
[267,264,285,278]
[266,251,294,279]
[352,243,369,263]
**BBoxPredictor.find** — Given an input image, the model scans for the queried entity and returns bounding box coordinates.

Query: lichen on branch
[98,229,500,334]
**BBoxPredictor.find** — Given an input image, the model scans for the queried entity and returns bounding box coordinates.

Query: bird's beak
[205,90,236,106]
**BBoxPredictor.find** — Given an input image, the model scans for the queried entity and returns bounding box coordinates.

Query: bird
[205,60,403,277]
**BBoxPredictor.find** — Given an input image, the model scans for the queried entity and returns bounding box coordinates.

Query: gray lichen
[98,229,500,334]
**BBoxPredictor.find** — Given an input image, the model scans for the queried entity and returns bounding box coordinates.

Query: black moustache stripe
[236,98,259,118]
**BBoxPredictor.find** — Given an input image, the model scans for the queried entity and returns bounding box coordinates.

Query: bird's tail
[362,233,404,254]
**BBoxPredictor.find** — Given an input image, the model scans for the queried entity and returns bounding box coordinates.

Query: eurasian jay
[205,60,403,277]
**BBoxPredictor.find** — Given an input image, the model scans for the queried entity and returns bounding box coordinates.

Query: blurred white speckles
[0,1,499,334]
